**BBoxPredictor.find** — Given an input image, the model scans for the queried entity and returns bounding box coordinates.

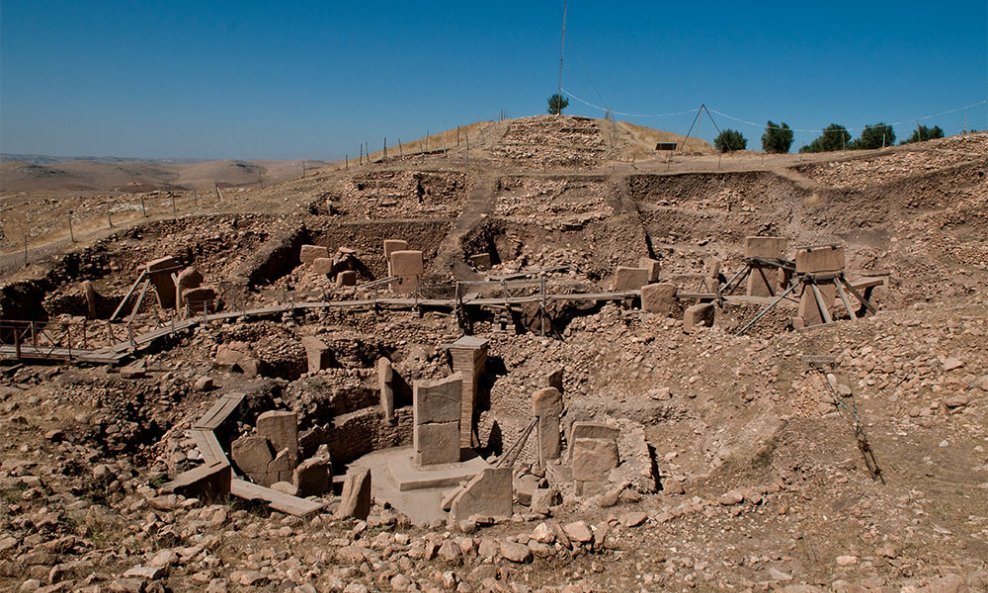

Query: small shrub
[547,94,569,115]
[902,124,944,144]
[714,129,747,152]
[800,123,851,153]
[761,121,794,153]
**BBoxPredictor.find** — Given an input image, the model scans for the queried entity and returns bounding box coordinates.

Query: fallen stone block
[449,467,513,522]
[337,467,372,519]
[300,245,330,265]
[162,460,231,502]
[683,303,715,332]
[638,258,661,282]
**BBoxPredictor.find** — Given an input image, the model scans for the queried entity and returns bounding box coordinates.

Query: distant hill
[0,158,328,194]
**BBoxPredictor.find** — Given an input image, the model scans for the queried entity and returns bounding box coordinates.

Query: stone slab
[162,460,231,501]
[310,257,333,276]
[744,236,788,259]
[414,421,461,466]
[638,258,661,282]
[683,302,715,332]
[391,250,424,277]
[337,467,372,519]
[795,246,846,274]
[383,240,409,260]
[336,270,357,286]
[571,422,620,442]
[300,244,329,265]
[413,374,463,425]
[449,467,513,522]
[571,438,620,483]
[256,410,299,466]
[612,266,650,291]
[641,283,678,316]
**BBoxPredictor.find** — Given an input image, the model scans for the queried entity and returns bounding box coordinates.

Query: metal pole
[557,0,568,100]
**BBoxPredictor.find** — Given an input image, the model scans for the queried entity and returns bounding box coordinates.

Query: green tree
[761,121,794,153]
[547,94,569,115]
[851,122,895,149]
[902,124,944,144]
[800,123,851,153]
[714,129,747,152]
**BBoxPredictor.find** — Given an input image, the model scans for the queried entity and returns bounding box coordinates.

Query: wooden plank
[191,429,227,464]
[849,277,884,290]
[230,478,325,516]
[193,394,245,431]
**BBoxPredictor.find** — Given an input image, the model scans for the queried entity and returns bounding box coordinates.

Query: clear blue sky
[2,1,986,159]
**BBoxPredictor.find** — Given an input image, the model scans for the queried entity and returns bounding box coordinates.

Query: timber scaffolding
[0,272,640,365]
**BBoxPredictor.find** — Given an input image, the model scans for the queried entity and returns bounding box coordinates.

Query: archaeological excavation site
[1,116,987,593]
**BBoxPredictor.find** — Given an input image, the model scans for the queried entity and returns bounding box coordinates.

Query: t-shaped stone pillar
[447,335,489,448]
[412,373,463,466]
[744,236,788,297]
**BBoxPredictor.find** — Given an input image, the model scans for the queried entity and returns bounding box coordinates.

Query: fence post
[68,210,76,243]
[141,196,147,217]
[171,193,177,217]
[383,137,387,160]
[107,204,113,228]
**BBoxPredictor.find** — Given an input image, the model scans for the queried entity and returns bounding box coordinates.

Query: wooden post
[107,204,113,228]
[13,326,21,359]
[540,274,547,337]
[65,323,72,358]
[345,154,349,170]
[171,193,177,217]
[30,321,37,348]
[301,160,306,178]
[383,137,387,160]
[141,196,147,217]
[68,210,76,243]
[398,139,403,157]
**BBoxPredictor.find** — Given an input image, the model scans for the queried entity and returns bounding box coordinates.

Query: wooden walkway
[1,288,644,365]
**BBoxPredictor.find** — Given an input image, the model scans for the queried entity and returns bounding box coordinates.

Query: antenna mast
[557,0,567,99]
